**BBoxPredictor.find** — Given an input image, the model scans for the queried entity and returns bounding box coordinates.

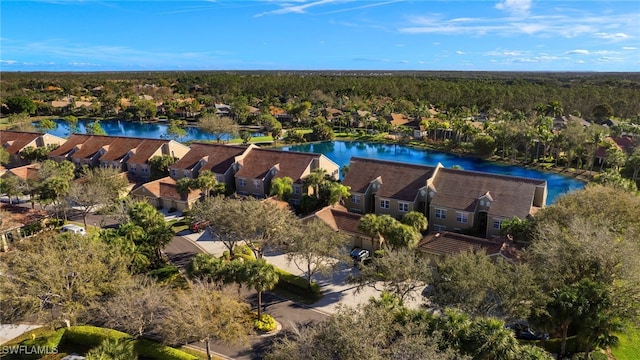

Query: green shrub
[147,265,180,284]
[233,244,256,261]
[2,327,66,360]
[253,313,277,332]
[63,326,197,360]
[274,268,321,300]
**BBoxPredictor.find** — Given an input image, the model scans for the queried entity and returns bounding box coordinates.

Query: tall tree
[269,176,294,201]
[199,113,238,143]
[68,167,128,228]
[243,259,279,318]
[196,170,218,197]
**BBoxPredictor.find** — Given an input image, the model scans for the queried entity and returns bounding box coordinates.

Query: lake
[279,141,585,204]
[44,119,583,204]
[45,118,261,142]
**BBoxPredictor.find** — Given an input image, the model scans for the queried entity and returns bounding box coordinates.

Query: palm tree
[176,177,194,198]
[85,338,137,360]
[304,168,328,199]
[358,213,381,250]
[243,259,279,318]
[197,170,218,197]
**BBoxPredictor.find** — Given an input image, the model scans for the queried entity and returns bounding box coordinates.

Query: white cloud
[575,60,586,64]
[622,47,638,50]
[456,51,465,55]
[567,49,589,55]
[255,0,341,17]
[399,60,409,63]
[0,59,17,64]
[495,0,532,16]
[593,32,629,40]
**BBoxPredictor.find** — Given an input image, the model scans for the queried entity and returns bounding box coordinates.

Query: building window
[253,180,261,189]
[239,179,247,187]
[435,208,446,219]
[217,175,224,182]
[380,199,390,209]
[456,212,468,223]
[293,185,301,194]
[290,198,300,206]
[398,202,409,212]
[171,169,177,177]
[351,195,360,204]
[479,200,485,206]
[434,224,447,232]
[493,219,502,229]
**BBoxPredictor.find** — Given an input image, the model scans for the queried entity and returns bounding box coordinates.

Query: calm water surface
[46,119,258,142]
[280,141,584,204]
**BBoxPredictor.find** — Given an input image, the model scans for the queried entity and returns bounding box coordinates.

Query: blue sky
[1,0,639,72]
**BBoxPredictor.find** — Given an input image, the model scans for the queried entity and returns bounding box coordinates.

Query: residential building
[169,143,254,189]
[303,205,375,252]
[0,130,65,167]
[417,231,521,263]
[233,148,339,204]
[341,157,436,217]
[427,168,547,238]
[130,176,201,212]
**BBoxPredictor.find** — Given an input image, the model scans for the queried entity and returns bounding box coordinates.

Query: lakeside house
[0,130,66,167]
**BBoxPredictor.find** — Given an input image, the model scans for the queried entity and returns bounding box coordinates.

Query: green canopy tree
[270,176,293,201]
[199,113,238,143]
[243,259,279,318]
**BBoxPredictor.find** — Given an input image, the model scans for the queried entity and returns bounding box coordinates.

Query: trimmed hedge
[62,326,197,360]
[2,327,66,360]
[274,268,321,301]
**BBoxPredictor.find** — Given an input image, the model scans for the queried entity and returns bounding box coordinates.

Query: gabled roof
[388,113,411,126]
[132,176,200,202]
[304,205,366,237]
[4,163,40,180]
[69,136,115,160]
[0,131,41,154]
[430,168,546,218]
[98,137,147,161]
[126,139,173,164]
[342,158,435,201]
[417,232,524,262]
[48,134,92,157]
[235,148,319,182]
[171,143,248,174]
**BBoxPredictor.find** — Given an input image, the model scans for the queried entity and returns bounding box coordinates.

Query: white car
[59,224,87,236]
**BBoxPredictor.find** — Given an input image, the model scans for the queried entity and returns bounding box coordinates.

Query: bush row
[274,267,321,301]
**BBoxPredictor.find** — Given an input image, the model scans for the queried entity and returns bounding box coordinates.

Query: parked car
[350,247,370,266]
[505,322,549,341]
[189,220,210,233]
[59,224,87,236]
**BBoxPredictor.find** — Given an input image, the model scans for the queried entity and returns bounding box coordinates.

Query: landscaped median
[1,325,208,360]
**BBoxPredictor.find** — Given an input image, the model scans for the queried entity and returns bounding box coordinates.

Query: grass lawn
[612,326,640,360]
[227,135,274,144]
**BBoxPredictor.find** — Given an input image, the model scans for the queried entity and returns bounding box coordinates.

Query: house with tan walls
[169,143,255,189]
[427,168,547,238]
[341,157,436,217]
[417,231,522,263]
[303,204,378,252]
[233,148,339,205]
[0,130,66,167]
[130,176,201,212]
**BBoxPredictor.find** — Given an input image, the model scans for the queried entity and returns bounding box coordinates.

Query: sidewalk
[183,230,423,314]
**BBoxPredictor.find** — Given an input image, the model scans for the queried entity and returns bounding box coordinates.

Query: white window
[493,219,502,229]
[398,202,409,212]
[351,195,360,204]
[239,179,247,187]
[434,224,447,232]
[293,185,301,194]
[435,208,446,219]
[456,212,468,223]
[254,180,261,189]
[380,200,390,209]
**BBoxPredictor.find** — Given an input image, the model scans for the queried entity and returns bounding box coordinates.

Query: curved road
[164,235,328,360]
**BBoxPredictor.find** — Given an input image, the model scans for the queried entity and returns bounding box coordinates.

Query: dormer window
[480,200,485,206]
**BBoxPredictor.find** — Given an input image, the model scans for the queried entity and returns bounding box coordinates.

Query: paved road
[164,235,328,360]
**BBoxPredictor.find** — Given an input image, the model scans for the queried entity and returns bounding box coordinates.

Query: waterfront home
[0,130,65,167]
[233,148,339,205]
[169,143,254,189]
[48,134,189,178]
[427,168,547,238]
[341,157,436,217]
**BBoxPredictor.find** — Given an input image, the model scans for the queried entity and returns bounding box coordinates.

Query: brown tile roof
[171,143,247,174]
[304,205,366,236]
[431,168,546,218]
[127,139,172,165]
[48,134,92,157]
[388,113,411,126]
[69,136,115,160]
[5,164,40,180]
[0,131,41,154]
[263,196,293,211]
[134,176,200,201]
[418,232,504,257]
[0,204,47,231]
[235,148,318,182]
[342,158,435,201]
[98,137,146,161]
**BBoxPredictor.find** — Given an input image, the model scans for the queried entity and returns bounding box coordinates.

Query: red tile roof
[418,232,505,257]
[235,148,318,182]
[133,176,201,201]
[171,143,247,174]
[69,136,115,160]
[304,205,366,236]
[48,134,92,157]
[431,168,546,218]
[126,139,172,165]
[6,163,40,180]
[342,157,435,201]
[0,131,41,154]
[98,137,147,161]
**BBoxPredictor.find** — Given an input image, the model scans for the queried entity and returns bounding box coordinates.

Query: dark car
[506,322,549,341]
[350,247,370,266]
